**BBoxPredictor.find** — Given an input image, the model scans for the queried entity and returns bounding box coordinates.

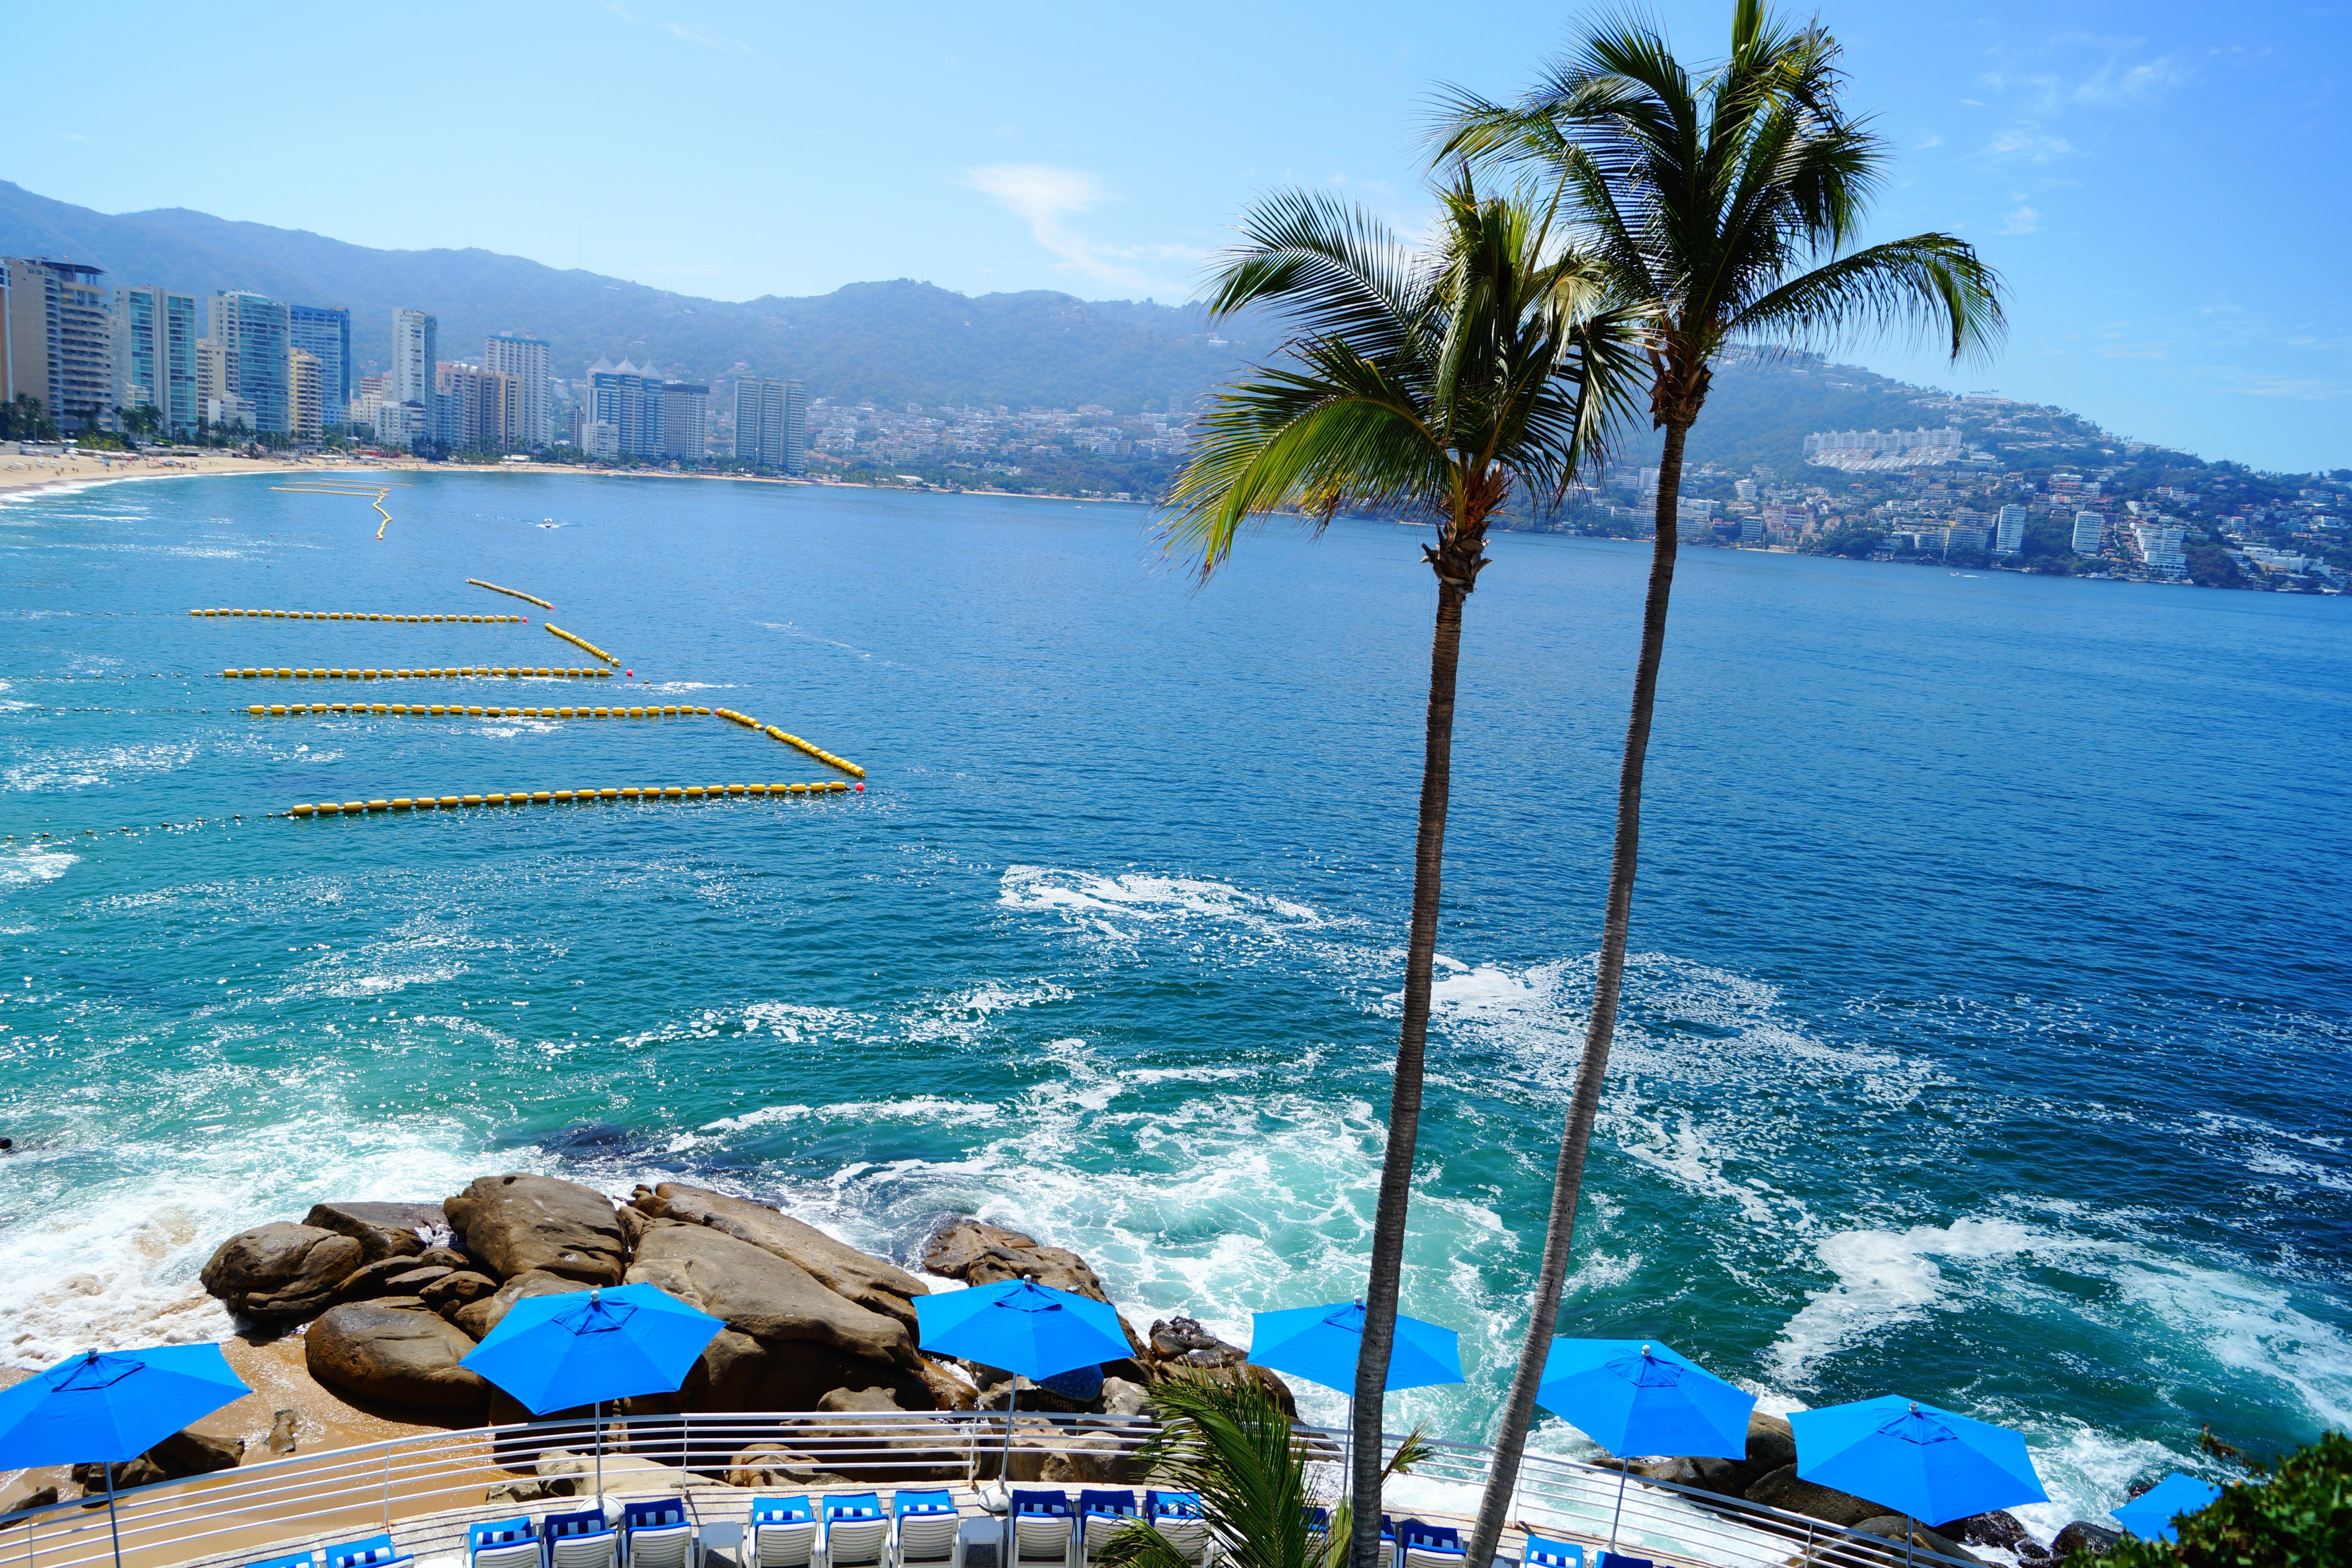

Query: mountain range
[2,176,2172,476]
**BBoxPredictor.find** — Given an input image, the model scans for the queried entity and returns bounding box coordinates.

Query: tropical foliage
[1429,5,2004,1561]
[1166,174,1639,1568]
[2072,1432,2352,1567]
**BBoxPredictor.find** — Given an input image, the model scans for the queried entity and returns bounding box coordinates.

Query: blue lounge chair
[1009,1490,1073,1568]
[822,1493,889,1568]
[544,1508,619,1568]
[468,1519,541,1568]
[1596,1555,1653,1568]
[244,1554,315,1568]
[751,1498,818,1568]
[623,1500,699,1568]
[324,1535,414,1568]
[1076,1491,1137,1567]
[1399,1521,1463,1568]
[1143,1493,1209,1566]
[890,1490,961,1568]
[1519,1537,1583,1568]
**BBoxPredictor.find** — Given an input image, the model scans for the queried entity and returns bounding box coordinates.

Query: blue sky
[7,1,2345,470]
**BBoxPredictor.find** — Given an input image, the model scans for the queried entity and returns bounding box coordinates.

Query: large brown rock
[334,1257,454,1303]
[1854,1517,1984,1565]
[627,1224,916,1367]
[920,1217,1039,1279]
[1745,1463,1884,1527]
[421,1270,500,1313]
[307,1303,489,1413]
[443,1175,626,1285]
[632,1183,928,1330]
[303,1201,448,1263]
[453,1270,592,1340]
[648,1327,936,1417]
[200,1223,365,1321]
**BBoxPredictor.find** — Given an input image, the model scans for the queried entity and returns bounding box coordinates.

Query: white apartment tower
[390,309,438,411]
[481,332,551,447]
[1994,504,2027,555]
[113,284,200,435]
[2071,510,2105,554]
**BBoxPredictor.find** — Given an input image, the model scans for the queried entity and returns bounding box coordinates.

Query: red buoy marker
[855,784,864,792]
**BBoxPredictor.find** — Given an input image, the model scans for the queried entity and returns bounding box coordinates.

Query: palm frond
[1724,234,2005,360]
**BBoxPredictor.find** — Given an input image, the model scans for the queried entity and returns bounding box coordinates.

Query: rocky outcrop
[201,1223,366,1321]
[631,1184,928,1330]
[1855,1517,1984,1565]
[305,1303,489,1413]
[627,1223,916,1368]
[420,1270,500,1313]
[333,1257,456,1303]
[303,1201,448,1262]
[652,1328,937,1417]
[924,1215,1113,1305]
[452,1270,592,1340]
[2050,1521,2122,1559]
[69,1429,243,1494]
[443,1175,627,1285]
[1743,1463,1883,1527]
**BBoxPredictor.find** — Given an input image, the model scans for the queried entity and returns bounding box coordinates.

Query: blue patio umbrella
[915,1279,1133,1529]
[1534,1339,1755,1553]
[1792,1397,2046,1567]
[0,1345,251,1568]
[461,1283,725,1500]
[1247,1300,1463,1395]
[2113,1474,2222,1543]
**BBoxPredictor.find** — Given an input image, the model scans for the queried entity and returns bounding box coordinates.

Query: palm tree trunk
[1349,572,1471,1568]
[1460,424,1690,1568]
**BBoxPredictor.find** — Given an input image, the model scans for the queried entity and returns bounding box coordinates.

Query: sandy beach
[0,451,346,499]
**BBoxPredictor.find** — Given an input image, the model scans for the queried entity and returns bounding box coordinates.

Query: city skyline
[2,1,2343,472]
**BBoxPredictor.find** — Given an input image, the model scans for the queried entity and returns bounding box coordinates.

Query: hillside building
[1994,504,2027,555]
[2072,510,2105,554]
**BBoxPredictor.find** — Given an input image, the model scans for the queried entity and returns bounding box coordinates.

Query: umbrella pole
[1001,1383,1017,1564]
[1904,1516,1915,1568]
[1607,1462,1628,1555]
[103,1462,125,1568]
[595,1401,605,1508]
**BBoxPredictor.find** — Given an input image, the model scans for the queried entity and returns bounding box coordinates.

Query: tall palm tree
[1166,177,1641,1568]
[1432,7,2004,1563]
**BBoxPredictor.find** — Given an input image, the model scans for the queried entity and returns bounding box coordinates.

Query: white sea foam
[0,844,78,891]
[4,740,200,793]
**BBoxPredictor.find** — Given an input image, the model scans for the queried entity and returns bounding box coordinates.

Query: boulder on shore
[627,1223,916,1368]
[631,1183,929,1330]
[2050,1521,2122,1559]
[303,1201,448,1263]
[200,1223,365,1321]
[921,1216,1110,1302]
[641,1326,937,1418]
[332,1257,454,1304]
[1744,1463,1884,1527]
[443,1174,627,1285]
[1854,1517,1984,1565]
[305,1303,489,1414]
[452,1270,592,1340]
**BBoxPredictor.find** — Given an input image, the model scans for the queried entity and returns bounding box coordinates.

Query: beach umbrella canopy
[1248,1300,1462,1394]
[2113,1474,2222,1543]
[1791,1397,2047,1528]
[461,1283,725,1415]
[1534,1339,1755,1460]
[0,1345,249,1467]
[0,1345,251,1568]
[913,1278,1132,1380]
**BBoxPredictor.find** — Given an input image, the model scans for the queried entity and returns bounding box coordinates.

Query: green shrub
[2073,1430,2352,1567]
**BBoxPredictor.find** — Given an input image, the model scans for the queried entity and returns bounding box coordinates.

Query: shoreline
[0,451,1155,509]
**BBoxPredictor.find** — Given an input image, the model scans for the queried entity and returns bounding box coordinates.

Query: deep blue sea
[2,470,2346,1537]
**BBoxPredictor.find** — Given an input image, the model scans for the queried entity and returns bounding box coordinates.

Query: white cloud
[2000,205,2041,235]
[964,164,1161,288]
[602,2,750,53]
[1980,129,2074,164]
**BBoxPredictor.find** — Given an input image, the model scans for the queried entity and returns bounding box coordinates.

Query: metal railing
[0,1410,1976,1568]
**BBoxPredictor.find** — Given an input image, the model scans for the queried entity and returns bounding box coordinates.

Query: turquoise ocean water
[1,470,2347,1537]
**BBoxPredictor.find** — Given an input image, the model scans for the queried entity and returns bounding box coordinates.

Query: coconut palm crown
[1163,176,1642,1568]
[1431,6,2005,1566]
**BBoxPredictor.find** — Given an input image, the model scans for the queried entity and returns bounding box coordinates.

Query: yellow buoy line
[544,623,619,665]
[190,609,524,622]
[468,578,554,610]
[274,485,395,539]
[221,665,612,680]
[712,706,866,777]
[249,702,711,719]
[287,782,852,817]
